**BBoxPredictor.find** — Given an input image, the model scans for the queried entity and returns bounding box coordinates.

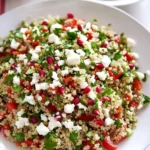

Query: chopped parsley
[69,131,78,144]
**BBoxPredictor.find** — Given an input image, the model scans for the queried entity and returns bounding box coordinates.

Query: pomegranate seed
[55,115,62,121]
[30,117,38,124]
[67,13,74,19]
[73,97,80,105]
[93,109,100,115]
[77,39,84,47]
[82,86,91,94]
[54,64,60,70]
[96,119,104,126]
[88,99,94,105]
[96,87,102,93]
[124,53,133,62]
[28,61,35,66]
[101,96,111,102]
[59,87,65,94]
[96,63,104,69]
[42,20,49,26]
[95,75,99,80]
[129,64,134,69]
[87,33,93,41]
[39,70,45,77]
[101,43,107,48]
[77,24,82,31]
[47,57,54,64]
[12,63,17,68]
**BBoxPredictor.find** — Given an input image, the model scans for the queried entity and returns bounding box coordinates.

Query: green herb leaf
[44,133,57,150]
[69,131,78,144]
[15,132,25,142]
[100,134,104,141]
[143,95,150,104]
[16,32,23,38]
[53,28,62,35]
[102,87,114,96]
[75,144,83,150]
[67,31,77,40]
[12,84,23,92]
[123,70,131,77]
[0,55,12,63]
[99,32,107,41]
[114,119,122,128]
[114,52,122,60]
[84,49,91,56]
[4,74,15,85]
[104,100,110,107]
[91,42,98,49]
[142,73,147,82]
[80,59,89,72]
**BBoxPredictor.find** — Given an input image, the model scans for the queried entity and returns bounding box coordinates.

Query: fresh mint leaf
[69,131,78,144]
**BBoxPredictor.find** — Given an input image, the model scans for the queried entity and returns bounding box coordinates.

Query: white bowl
[0,0,150,150]
[92,0,143,6]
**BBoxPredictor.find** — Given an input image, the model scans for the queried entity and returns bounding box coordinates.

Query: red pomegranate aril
[54,64,60,70]
[55,115,62,121]
[96,87,102,93]
[96,63,104,69]
[29,61,35,66]
[39,70,45,77]
[47,57,54,64]
[67,13,74,19]
[12,63,17,68]
[30,117,38,124]
[77,24,82,31]
[88,99,94,105]
[7,87,12,94]
[73,97,80,105]
[101,96,111,102]
[82,86,91,94]
[124,53,133,62]
[96,119,104,126]
[42,20,49,26]
[87,33,93,41]
[93,109,100,115]
[77,39,84,47]
[129,64,135,69]
[59,87,65,94]
[101,43,107,48]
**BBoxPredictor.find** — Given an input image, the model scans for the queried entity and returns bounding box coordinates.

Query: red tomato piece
[107,67,122,80]
[0,112,7,119]
[124,53,133,62]
[6,102,17,111]
[46,104,57,113]
[64,19,77,28]
[133,79,142,91]
[130,100,139,108]
[87,32,93,41]
[25,139,33,146]
[114,113,121,119]
[124,93,132,102]
[7,87,12,94]
[3,124,11,130]
[102,137,117,150]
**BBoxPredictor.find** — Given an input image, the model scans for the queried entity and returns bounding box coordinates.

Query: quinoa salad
[0,13,150,150]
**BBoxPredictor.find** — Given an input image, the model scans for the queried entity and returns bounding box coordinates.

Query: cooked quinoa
[0,13,150,150]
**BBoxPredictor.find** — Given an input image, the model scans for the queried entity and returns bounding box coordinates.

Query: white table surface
[5,0,150,31]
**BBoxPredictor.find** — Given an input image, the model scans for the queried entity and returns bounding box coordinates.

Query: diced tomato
[87,32,93,41]
[63,76,73,85]
[95,119,104,126]
[82,140,95,150]
[25,139,33,146]
[64,19,77,28]
[3,124,11,130]
[25,30,32,35]
[16,142,23,147]
[7,87,12,94]
[124,53,133,62]
[46,104,57,113]
[42,27,48,32]
[116,106,122,112]
[6,102,17,111]
[0,112,7,119]
[41,95,47,103]
[32,40,40,48]
[116,136,127,144]
[34,63,41,69]
[27,36,33,42]
[12,50,27,55]
[26,84,32,91]
[124,93,132,102]
[114,113,121,119]
[102,137,117,150]
[78,114,95,121]
[133,79,142,91]
[107,67,122,80]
